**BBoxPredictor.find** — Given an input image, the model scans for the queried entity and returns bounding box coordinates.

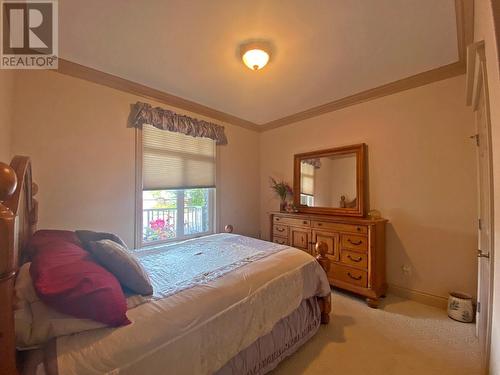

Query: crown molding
[54,0,472,133]
[259,61,465,131]
[55,59,261,132]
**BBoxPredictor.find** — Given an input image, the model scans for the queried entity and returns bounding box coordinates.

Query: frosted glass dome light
[240,41,272,71]
[242,48,270,71]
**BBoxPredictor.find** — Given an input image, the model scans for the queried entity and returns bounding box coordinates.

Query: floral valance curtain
[128,102,228,145]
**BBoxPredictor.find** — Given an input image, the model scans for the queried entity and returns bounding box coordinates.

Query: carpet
[271,290,481,375]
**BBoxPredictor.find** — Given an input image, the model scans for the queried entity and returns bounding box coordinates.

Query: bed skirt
[22,297,322,375]
[216,296,321,375]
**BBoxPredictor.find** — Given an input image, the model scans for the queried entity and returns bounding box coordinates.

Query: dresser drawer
[340,250,368,269]
[311,221,367,235]
[272,236,289,245]
[273,216,310,228]
[272,224,289,238]
[341,234,368,252]
[332,264,368,288]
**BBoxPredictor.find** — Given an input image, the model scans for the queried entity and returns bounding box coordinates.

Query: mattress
[37,234,331,375]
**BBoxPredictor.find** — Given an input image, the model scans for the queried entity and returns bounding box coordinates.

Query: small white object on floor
[447,292,474,323]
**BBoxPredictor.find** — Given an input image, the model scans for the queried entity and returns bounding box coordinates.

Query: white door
[473,70,494,370]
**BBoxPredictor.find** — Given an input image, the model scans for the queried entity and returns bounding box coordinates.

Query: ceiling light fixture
[240,42,271,71]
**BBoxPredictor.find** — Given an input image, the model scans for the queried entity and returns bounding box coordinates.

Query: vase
[447,292,474,323]
[279,200,287,212]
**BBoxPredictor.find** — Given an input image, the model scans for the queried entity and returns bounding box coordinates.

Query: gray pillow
[76,230,128,250]
[88,239,153,296]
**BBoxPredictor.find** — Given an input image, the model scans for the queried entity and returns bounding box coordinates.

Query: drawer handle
[347,272,362,281]
[357,227,361,231]
[347,239,363,246]
[317,223,322,226]
[347,254,362,262]
[303,221,308,224]
[275,227,285,232]
[276,218,280,221]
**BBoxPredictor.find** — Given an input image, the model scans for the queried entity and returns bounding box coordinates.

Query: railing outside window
[142,188,214,245]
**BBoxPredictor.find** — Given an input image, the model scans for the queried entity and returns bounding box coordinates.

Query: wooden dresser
[270,211,387,307]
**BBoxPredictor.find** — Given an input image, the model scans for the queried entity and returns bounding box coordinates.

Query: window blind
[143,125,216,190]
[300,163,315,196]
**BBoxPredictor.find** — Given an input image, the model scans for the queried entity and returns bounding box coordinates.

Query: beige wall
[0,71,15,162]
[260,75,477,299]
[474,1,500,373]
[10,71,260,247]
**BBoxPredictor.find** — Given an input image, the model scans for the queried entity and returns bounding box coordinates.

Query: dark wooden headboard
[0,156,38,375]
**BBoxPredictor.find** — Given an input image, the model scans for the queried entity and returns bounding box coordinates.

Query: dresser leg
[366,298,379,308]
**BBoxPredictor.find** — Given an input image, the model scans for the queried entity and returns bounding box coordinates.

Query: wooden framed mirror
[293,143,366,217]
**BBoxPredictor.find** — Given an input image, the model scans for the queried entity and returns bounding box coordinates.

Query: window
[139,125,216,245]
[300,193,314,206]
[300,162,315,206]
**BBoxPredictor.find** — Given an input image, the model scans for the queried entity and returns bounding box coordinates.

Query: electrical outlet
[402,265,412,275]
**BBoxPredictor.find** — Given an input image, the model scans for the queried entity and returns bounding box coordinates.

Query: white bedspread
[136,234,288,298]
[53,234,330,375]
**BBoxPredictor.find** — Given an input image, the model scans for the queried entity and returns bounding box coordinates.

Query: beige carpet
[272,291,481,375]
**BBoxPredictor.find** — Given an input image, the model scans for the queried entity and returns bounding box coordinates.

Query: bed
[0,156,332,375]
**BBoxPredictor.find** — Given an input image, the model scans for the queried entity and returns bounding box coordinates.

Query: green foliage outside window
[185,189,207,207]
[150,189,207,208]
[151,190,177,208]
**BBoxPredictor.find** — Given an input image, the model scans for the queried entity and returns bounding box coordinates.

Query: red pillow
[29,230,130,327]
[23,229,82,262]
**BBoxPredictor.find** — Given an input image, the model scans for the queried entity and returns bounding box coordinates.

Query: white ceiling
[59,0,459,125]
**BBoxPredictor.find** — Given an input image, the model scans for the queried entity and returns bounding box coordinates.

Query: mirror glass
[299,153,357,208]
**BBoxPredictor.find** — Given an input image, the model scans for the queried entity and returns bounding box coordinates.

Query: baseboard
[387,284,448,310]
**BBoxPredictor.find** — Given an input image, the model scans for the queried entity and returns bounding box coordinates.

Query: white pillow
[15,263,106,350]
[15,262,39,304]
[15,263,151,349]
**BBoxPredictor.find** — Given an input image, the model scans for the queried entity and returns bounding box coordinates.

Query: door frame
[466,40,495,373]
